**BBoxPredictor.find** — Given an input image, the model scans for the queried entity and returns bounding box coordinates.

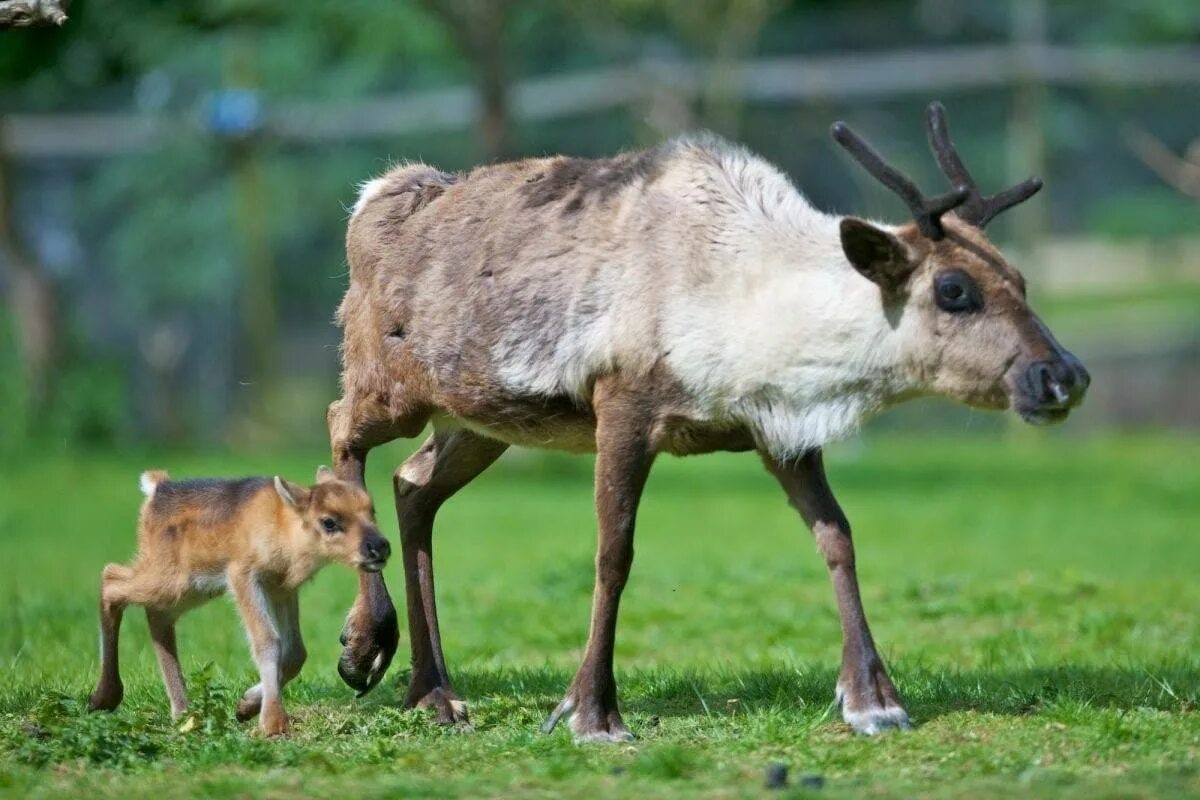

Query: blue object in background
[205,89,263,138]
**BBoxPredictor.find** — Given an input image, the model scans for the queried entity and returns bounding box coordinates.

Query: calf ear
[274,476,310,509]
[315,465,336,484]
[840,218,916,291]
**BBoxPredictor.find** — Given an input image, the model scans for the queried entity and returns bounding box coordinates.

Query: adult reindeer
[328,102,1089,739]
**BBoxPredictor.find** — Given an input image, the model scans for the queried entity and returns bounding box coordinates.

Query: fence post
[216,36,279,436]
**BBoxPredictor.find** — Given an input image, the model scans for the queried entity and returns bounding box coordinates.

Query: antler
[831,120,968,240]
[925,101,1042,229]
[831,102,1044,239]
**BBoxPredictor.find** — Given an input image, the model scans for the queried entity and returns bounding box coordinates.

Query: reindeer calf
[87,467,390,736]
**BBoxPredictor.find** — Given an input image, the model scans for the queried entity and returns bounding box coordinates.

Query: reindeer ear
[274,476,310,509]
[315,465,336,484]
[840,218,916,291]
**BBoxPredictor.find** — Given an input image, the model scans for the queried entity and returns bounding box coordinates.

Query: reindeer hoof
[409,686,471,728]
[338,644,394,697]
[542,695,634,743]
[337,608,398,696]
[836,672,910,735]
[841,705,911,735]
[87,683,123,712]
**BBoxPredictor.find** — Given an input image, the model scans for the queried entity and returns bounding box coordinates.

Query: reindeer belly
[430,394,599,453]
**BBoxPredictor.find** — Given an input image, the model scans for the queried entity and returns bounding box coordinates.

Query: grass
[0,432,1197,798]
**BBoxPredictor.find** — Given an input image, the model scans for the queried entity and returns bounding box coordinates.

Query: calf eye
[934,269,983,313]
[320,516,342,534]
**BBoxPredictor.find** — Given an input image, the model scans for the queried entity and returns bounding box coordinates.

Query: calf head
[833,102,1089,423]
[274,466,391,571]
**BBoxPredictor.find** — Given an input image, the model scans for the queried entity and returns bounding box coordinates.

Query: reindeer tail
[139,470,170,497]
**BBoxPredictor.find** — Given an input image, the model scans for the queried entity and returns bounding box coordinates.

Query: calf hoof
[542,695,634,743]
[257,707,291,738]
[235,694,261,722]
[87,682,123,712]
[408,686,471,728]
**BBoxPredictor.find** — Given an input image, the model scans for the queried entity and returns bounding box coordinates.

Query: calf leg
[88,564,134,712]
[146,608,188,718]
[228,570,288,736]
[328,395,427,695]
[763,449,909,735]
[236,591,306,722]
[544,393,654,742]
[394,427,509,725]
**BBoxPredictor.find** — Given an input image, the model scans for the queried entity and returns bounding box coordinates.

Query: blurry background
[0,0,1197,451]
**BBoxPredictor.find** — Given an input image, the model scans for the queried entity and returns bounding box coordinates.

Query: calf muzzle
[359,531,391,572]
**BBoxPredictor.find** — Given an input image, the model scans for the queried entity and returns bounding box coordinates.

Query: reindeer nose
[1026,358,1087,409]
[1064,351,1091,394]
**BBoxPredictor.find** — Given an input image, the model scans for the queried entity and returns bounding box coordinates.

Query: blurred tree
[570,0,781,138]
[0,150,59,411]
[658,0,780,137]
[416,0,514,161]
[0,0,467,442]
[1123,126,1200,201]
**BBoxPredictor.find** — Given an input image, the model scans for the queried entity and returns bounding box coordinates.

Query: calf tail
[139,470,170,497]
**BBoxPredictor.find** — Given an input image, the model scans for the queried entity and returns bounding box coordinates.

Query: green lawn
[1,434,1197,798]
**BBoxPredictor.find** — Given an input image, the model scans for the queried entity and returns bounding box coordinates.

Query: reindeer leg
[544,390,654,742]
[394,427,508,725]
[328,394,427,695]
[763,448,909,735]
[88,564,133,712]
[146,607,188,719]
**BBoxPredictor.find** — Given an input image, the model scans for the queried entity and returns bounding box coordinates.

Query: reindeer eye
[934,270,982,313]
[320,516,342,534]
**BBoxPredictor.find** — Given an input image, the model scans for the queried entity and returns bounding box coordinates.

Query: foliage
[0,434,1197,797]
[1086,187,1199,240]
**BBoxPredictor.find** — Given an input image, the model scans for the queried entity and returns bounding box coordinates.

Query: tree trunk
[476,3,510,162]
[223,38,280,432]
[0,136,60,412]
[419,0,512,162]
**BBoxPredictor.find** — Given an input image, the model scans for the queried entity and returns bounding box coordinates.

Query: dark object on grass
[800,773,826,790]
[21,722,49,740]
[765,763,789,789]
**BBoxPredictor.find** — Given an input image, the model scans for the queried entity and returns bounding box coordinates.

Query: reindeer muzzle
[1016,353,1090,424]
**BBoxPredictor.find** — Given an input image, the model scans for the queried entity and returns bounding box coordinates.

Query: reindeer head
[831,102,1089,423]
[274,467,391,571]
